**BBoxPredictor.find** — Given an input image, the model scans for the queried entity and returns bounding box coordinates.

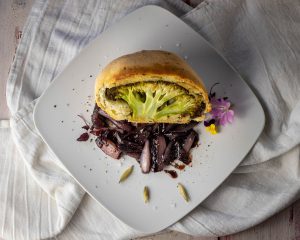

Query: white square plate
[34,5,265,233]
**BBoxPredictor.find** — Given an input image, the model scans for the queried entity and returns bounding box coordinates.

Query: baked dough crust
[95,50,211,122]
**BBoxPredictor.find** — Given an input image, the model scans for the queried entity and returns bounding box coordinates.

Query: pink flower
[210,98,234,126]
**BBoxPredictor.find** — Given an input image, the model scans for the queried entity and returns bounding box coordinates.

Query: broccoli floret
[107,81,202,122]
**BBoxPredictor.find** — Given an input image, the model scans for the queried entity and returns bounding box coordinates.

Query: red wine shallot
[84,104,199,173]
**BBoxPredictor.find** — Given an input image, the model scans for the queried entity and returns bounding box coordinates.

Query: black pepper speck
[54,105,57,108]
[90,75,92,77]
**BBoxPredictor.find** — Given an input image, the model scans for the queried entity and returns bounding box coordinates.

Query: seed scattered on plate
[177,183,189,202]
[143,186,149,203]
[119,165,134,183]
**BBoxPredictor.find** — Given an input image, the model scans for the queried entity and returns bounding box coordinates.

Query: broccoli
[106,81,203,122]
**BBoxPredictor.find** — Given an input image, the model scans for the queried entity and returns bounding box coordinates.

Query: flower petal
[206,124,217,135]
[227,110,234,123]
[219,115,227,126]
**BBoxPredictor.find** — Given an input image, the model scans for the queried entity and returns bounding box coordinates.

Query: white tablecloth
[1,0,300,239]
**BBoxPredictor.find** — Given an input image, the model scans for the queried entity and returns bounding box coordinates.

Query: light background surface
[0,0,299,240]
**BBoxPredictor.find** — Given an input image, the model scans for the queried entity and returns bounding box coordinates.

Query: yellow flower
[206,124,217,135]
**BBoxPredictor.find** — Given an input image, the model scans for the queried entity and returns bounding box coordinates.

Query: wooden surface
[0,1,299,240]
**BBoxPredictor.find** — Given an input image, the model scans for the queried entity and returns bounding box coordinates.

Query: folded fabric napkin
[1,0,300,239]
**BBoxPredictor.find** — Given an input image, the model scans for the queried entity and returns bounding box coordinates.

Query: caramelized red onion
[78,115,90,129]
[172,122,198,132]
[95,137,121,159]
[98,107,132,132]
[77,132,89,141]
[162,141,173,165]
[87,104,199,173]
[151,135,166,172]
[183,131,197,152]
[140,140,151,173]
[82,125,89,130]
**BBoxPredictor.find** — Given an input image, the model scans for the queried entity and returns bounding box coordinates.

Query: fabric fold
[1,0,300,239]
[10,100,86,238]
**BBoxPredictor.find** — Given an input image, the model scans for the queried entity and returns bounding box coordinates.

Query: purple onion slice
[77,132,89,141]
[183,130,197,152]
[95,137,121,159]
[140,140,151,173]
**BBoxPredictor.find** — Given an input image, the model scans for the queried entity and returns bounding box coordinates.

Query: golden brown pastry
[95,50,211,123]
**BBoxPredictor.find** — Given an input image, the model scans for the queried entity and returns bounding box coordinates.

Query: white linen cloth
[1,0,300,239]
